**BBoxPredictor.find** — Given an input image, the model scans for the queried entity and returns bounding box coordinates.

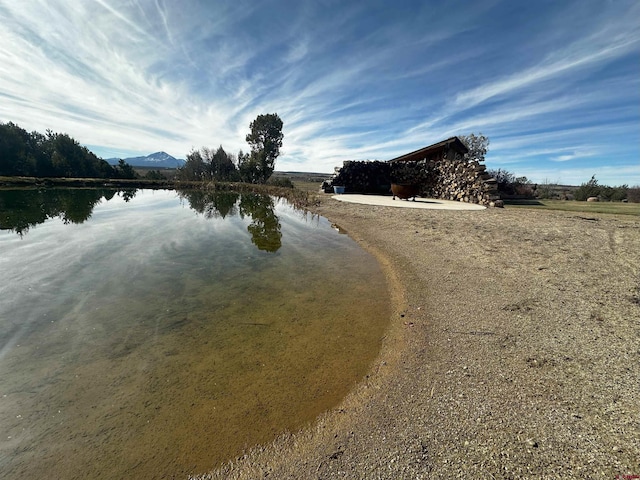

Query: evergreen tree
[0,121,119,178]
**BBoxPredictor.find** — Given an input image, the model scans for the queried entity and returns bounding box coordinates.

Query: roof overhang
[389,136,469,162]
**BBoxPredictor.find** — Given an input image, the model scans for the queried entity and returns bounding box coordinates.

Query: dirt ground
[194,195,640,479]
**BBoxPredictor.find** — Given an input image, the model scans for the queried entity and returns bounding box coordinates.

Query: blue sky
[1,0,638,185]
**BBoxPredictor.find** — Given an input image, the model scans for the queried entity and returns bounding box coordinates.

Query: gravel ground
[194,196,640,480]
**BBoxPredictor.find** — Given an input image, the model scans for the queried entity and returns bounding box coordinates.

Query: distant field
[505,199,640,216]
[274,171,329,181]
[275,172,329,193]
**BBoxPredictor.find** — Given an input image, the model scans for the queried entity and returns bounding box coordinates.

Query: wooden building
[331,135,498,205]
[388,136,469,163]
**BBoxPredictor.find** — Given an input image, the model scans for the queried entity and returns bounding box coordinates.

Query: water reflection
[0,188,390,479]
[177,189,239,219]
[178,190,282,252]
[0,188,137,236]
[1,188,282,252]
[239,193,282,252]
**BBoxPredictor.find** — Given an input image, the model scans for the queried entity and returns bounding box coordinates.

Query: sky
[1,0,638,185]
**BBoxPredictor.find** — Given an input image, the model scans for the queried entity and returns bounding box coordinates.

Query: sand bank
[195,195,640,479]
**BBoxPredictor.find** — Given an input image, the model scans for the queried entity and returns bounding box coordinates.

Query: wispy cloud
[551,150,598,163]
[0,0,638,184]
[453,33,639,110]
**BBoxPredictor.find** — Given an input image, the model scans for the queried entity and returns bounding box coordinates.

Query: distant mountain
[105,151,185,168]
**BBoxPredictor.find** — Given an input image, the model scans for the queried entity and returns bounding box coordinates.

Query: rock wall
[329,155,499,205]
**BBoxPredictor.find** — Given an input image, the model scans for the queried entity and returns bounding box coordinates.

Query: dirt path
[195,197,640,479]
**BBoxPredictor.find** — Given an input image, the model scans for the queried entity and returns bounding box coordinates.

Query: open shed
[388,136,469,163]
[330,136,497,205]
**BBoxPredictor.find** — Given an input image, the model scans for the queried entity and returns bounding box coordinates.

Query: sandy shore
[195,195,640,479]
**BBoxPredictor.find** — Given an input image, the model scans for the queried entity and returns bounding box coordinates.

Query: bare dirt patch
[194,196,640,479]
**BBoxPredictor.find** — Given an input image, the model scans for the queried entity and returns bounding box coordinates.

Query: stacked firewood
[421,158,498,205]
[330,161,391,194]
[328,156,498,205]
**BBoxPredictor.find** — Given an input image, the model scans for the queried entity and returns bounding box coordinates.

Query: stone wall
[329,155,499,205]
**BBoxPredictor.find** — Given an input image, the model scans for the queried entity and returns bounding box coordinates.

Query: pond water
[0,188,390,479]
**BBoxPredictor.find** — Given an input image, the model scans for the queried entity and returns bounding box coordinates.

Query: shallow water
[0,189,389,479]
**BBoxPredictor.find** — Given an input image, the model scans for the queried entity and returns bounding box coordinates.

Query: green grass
[505,199,640,216]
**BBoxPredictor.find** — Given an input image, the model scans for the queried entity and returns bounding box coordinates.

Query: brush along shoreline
[194,194,639,479]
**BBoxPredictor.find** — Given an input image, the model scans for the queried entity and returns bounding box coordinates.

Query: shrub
[487,169,535,197]
[628,186,640,203]
[266,176,294,188]
[145,170,166,180]
[536,180,557,199]
[574,175,601,201]
[487,169,515,192]
[600,185,628,202]
[574,175,629,201]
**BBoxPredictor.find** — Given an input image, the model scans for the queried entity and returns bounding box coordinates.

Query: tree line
[0,188,136,236]
[177,113,284,184]
[487,169,639,202]
[459,134,638,202]
[0,113,284,183]
[571,175,637,202]
[2,186,283,251]
[0,122,136,179]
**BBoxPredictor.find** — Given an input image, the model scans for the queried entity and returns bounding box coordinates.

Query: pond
[0,188,390,479]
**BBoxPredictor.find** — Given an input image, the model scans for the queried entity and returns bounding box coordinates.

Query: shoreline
[195,195,640,479]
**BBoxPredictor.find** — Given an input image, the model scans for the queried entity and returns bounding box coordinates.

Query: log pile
[331,161,391,194]
[420,156,499,205]
[328,155,499,205]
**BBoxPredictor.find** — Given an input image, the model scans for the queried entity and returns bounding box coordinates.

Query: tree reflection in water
[0,188,137,236]
[239,193,282,252]
[177,189,282,253]
[2,188,283,253]
[176,189,240,219]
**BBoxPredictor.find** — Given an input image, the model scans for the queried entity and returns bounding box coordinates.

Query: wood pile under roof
[388,137,468,163]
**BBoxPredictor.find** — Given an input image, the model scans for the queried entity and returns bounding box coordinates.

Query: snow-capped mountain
[106,151,185,168]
